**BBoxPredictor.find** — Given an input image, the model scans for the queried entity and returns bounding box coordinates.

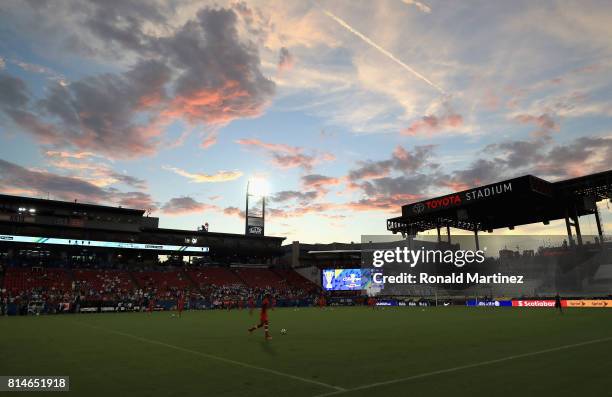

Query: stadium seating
[3,267,72,293]
[234,268,285,289]
[1,263,321,307]
[273,269,318,291]
[73,269,136,296]
[131,269,194,298]
[186,267,245,287]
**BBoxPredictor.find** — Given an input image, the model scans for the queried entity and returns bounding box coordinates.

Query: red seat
[186,267,244,287]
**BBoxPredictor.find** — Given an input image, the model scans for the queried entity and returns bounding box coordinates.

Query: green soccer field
[1,307,611,397]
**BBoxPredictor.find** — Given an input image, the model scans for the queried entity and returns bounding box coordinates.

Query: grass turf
[1,307,611,397]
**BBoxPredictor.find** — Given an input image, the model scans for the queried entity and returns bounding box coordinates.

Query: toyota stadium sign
[401,175,551,218]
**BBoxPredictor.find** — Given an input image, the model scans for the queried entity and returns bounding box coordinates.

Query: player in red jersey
[248,295,272,340]
[177,292,185,318]
[318,294,326,309]
[148,297,155,314]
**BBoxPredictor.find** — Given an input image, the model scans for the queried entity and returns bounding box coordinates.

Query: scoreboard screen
[322,268,377,291]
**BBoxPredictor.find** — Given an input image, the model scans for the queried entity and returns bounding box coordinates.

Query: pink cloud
[236,138,335,171]
[278,47,295,72]
[161,196,219,215]
[402,112,463,136]
[514,113,559,137]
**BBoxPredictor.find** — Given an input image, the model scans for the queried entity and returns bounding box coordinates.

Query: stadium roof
[0,193,146,216]
[387,170,612,234]
[143,227,285,242]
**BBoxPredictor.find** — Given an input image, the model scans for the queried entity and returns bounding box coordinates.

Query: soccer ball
[280,328,287,335]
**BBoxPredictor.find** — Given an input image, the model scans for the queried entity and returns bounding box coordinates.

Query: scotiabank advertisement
[512,300,556,307]
[512,300,612,308]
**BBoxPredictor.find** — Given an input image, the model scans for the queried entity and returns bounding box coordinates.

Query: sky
[0,0,611,243]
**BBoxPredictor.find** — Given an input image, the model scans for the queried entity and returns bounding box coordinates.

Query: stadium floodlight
[248,177,270,198]
[245,177,268,236]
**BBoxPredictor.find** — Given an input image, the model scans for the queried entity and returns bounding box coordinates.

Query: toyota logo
[413,203,425,214]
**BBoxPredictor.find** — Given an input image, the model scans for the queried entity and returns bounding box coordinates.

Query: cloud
[236,138,335,171]
[319,7,444,94]
[44,151,101,160]
[0,73,31,109]
[269,174,340,204]
[114,191,157,210]
[1,61,171,158]
[301,174,341,189]
[348,145,436,181]
[223,206,245,218]
[440,159,506,189]
[344,192,423,212]
[494,136,612,179]
[343,134,612,215]
[359,174,431,199]
[271,153,318,170]
[0,157,108,202]
[542,136,612,177]
[200,132,218,149]
[161,196,218,215]
[0,157,155,209]
[43,151,146,189]
[513,113,559,137]
[271,190,320,204]
[447,135,612,187]
[301,174,342,197]
[0,6,275,159]
[235,138,298,154]
[156,7,275,126]
[11,59,68,86]
[162,166,243,183]
[108,172,147,190]
[402,112,463,136]
[278,47,295,71]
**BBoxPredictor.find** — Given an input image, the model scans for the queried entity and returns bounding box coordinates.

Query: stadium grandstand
[0,194,319,315]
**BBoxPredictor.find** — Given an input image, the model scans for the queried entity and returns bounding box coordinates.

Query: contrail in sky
[319,7,445,94]
[401,0,432,14]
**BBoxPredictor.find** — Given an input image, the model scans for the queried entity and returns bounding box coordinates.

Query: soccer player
[148,296,155,314]
[318,294,326,309]
[248,294,272,340]
[177,292,185,318]
[555,293,563,314]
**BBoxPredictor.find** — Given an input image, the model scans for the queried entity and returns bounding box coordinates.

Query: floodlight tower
[245,178,268,236]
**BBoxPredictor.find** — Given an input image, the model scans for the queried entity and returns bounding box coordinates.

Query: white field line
[74,321,345,392]
[313,336,612,397]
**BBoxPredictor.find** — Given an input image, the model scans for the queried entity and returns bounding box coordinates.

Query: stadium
[1,170,611,396]
[2,1,612,396]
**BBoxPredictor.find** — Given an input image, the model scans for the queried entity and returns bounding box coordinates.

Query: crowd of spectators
[0,258,320,315]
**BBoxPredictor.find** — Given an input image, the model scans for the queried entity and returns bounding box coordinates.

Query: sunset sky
[0,0,611,243]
